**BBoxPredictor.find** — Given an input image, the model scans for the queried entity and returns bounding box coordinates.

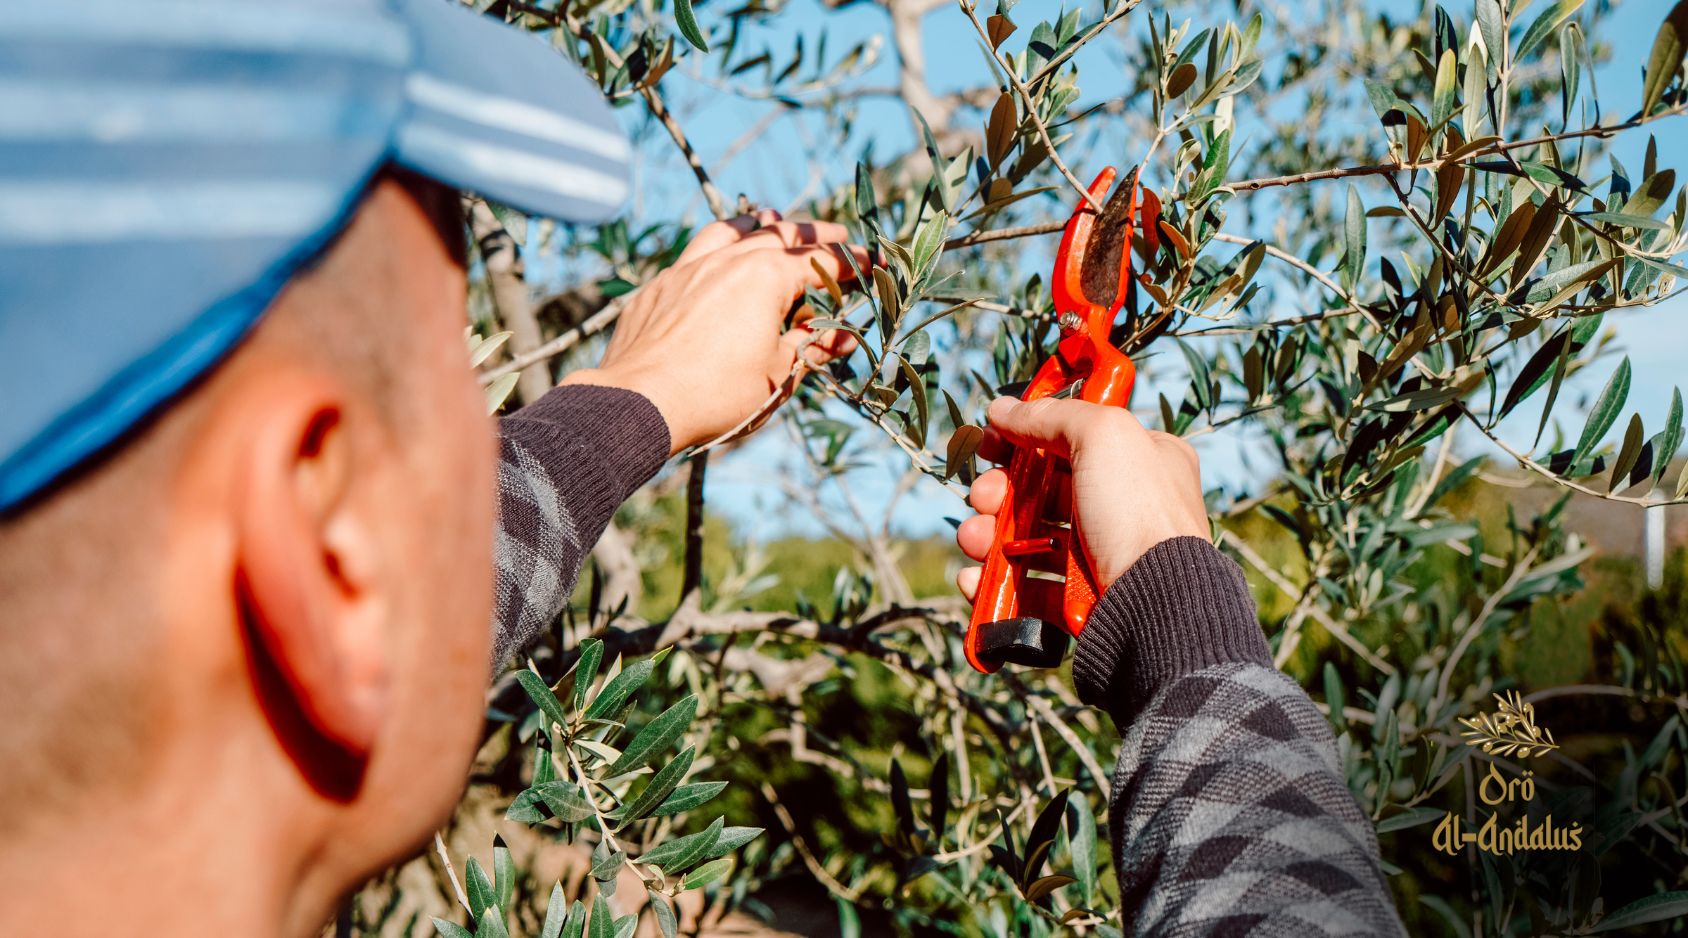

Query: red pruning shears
[964,166,1161,673]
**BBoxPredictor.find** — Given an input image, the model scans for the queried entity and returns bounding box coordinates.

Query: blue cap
[0,0,631,511]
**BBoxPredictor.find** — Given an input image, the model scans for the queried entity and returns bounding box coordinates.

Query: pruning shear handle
[964,166,1161,674]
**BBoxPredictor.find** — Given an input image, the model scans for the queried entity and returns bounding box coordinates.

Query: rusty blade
[1078,166,1139,308]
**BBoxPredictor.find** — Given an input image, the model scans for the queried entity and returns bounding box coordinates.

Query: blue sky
[557,0,1688,539]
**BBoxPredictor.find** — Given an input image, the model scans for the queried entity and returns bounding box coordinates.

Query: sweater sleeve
[1071,537,1405,937]
[492,385,670,667]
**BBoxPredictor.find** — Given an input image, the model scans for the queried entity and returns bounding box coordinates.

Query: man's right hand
[561,209,868,455]
[954,397,1212,602]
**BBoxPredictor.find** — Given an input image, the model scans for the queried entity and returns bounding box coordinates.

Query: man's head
[0,2,629,928]
[0,172,498,928]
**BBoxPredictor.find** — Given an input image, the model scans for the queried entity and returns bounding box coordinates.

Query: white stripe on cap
[397,122,628,208]
[0,181,341,244]
[404,73,630,163]
[0,0,407,64]
[0,80,387,143]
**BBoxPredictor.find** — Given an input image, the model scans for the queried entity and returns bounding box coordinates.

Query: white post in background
[1644,501,1666,591]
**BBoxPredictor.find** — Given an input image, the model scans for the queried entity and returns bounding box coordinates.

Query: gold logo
[1457,690,1559,758]
[1431,692,1581,857]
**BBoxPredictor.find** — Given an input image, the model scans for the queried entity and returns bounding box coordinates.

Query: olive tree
[394,0,1688,935]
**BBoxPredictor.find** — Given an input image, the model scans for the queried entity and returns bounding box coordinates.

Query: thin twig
[690,363,807,455]
[958,0,1106,214]
[924,294,1053,321]
[1212,232,1355,307]
[944,219,1067,250]
[467,199,552,404]
[1458,405,1688,507]
[564,735,656,885]
[714,108,785,172]
[680,454,709,600]
[1171,233,1377,336]
[1407,423,1459,516]
[557,7,740,614]
[1022,693,1112,800]
[690,302,870,455]
[433,831,472,915]
[557,9,729,219]
[810,370,968,496]
[1027,715,1059,796]
[1430,545,1543,716]
[1222,104,1688,194]
[1271,601,1312,670]
[527,655,658,886]
[1224,532,1395,673]
[480,298,625,384]
[487,3,741,396]
[1026,0,1142,88]
[759,781,863,902]
[1212,228,1438,385]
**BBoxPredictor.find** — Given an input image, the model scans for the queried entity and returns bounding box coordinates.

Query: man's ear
[234,376,389,758]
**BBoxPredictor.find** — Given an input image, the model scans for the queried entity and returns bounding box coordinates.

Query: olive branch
[1458,691,1560,759]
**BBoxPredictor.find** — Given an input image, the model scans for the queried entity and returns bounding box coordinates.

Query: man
[0,1,1401,936]
[0,2,857,934]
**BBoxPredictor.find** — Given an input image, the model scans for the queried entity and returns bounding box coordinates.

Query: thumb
[986,396,1115,457]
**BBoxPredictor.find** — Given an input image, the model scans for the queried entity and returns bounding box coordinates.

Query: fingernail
[987,397,1019,421]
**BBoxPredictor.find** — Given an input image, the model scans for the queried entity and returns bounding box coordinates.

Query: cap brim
[0,0,409,511]
[390,0,631,224]
[0,0,631,513]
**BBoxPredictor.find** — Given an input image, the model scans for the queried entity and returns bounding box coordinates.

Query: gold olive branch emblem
[1458,691,1559,758]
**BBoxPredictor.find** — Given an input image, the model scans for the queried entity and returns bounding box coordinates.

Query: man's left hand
[561,209,866,454]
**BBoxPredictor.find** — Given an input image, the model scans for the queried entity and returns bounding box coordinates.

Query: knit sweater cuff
[1070,536,1269,727]
[498,384,671,530]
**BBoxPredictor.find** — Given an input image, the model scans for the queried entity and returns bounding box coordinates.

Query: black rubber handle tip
[976,617,1070,669]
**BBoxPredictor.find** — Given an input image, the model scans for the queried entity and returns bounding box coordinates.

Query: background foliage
[360,0,1688,934]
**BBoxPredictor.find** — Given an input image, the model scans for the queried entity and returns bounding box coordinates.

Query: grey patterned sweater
[493,386,1404,937]
[1072,539,1405,936]
[493,385,669,666]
